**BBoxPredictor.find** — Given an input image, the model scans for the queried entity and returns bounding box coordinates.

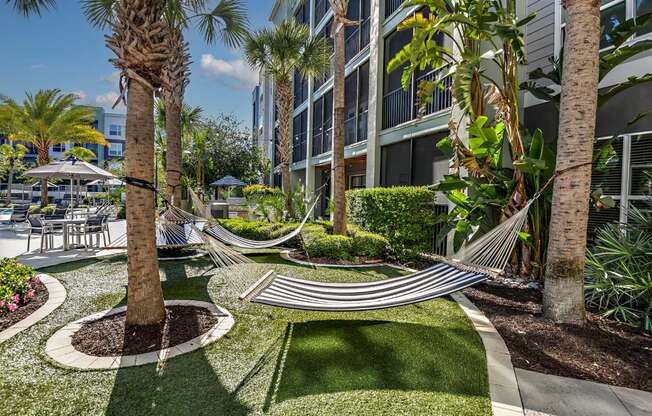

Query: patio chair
[27,215,56,253]
[9,205,29,229]
[69,214,108,250]
[101,214,111,244]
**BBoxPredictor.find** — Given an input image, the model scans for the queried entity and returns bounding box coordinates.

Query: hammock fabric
[240,201,533,311]
[190,189,318,249]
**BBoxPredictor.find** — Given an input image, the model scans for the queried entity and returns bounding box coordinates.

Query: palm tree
[0,141,28,204]
[329,0,356,234]
[0,90,107,206]
[245,19,331,215]
[4,0,54,16]
[543,0,601,324]
[83,0,170,326]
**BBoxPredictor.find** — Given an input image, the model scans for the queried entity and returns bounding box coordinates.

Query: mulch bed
[463,283,652,392]
[71,305,220,356]
[290,251,384,266]
[0,284,49,332]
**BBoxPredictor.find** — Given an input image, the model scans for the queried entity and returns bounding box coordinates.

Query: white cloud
[96,91,125,110]
[102,71,121,85]
[200,54,258,90]
[29,64,47,71]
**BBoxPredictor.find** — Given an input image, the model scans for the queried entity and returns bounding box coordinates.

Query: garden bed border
[44,300,234,371]
[0,273,67,344]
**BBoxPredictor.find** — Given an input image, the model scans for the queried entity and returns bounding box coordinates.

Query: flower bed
[0,258,41,318]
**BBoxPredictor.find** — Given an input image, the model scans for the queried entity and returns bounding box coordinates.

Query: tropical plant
[244,19,332,215]
[0,89,107,206]
[64,146,96,162]
[3,0,54,16]
[329,0,356,235]
[543,0,601,324]
[83,0,170,326]
[243,184,285,222]
[0,141,29,204]
[585,205,652,333]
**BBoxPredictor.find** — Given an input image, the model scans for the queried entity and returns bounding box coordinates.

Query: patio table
[42,218,87,251]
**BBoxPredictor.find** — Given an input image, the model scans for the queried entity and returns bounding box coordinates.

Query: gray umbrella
[209,175,247,187]
[24,157,115,205]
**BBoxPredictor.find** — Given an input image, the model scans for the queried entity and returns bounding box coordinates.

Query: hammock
[239,200,533,311]
[190,189,318,249]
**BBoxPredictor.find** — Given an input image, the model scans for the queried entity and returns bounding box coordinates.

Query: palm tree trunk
[165,100,183,207]
[6,161,14,205]
[275,76,294,217]
[124,79,166,326]
[331,17,347,235]
[38,147,49,207]
[543,0,600,324]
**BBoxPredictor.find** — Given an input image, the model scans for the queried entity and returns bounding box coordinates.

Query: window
[315,0,330,26]
[109,124,122,136]
[314,18,334,92]
[349,174,366,189]
[344,61,369,145]
[52,143,65,152]
[637,0,652,36]
[380,131,449,186]
[294,71,308,108]
[108,142,123,157]
[312,90,333,156]
[292,110,308,163]
[588,132,652,238]
[294,0,310,26]
[345,0,371,62]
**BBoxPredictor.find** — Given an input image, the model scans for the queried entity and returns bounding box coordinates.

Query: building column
[365,0,384,188]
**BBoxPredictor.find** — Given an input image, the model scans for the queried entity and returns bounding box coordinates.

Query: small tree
[0,141,28,204]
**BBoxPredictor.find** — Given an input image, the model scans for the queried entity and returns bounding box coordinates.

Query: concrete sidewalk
[516,368,652,416]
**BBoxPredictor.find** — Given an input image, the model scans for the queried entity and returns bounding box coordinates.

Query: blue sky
[0,1,274,128]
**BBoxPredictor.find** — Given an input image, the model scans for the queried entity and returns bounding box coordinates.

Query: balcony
[385,0,405,19]
[345,18,371,63]
[315,0,329,26]
[382,68,452,130]
[312,128,332,156]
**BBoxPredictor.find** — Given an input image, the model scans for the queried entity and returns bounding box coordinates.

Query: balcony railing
[382,68,452,130]
[385,0,405,19]
[345,18,371,63]
[292,135,307,163]
[312,128,332,156]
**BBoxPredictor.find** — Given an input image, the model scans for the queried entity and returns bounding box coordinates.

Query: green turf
[0,254,491,416]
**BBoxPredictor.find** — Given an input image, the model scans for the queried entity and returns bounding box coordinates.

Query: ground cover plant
[0,254,491,415]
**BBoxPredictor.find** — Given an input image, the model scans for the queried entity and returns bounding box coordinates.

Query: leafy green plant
[243,184,285,222]
[304,234,353,260]
[585,205,652,333]
[0,258,38,316]
[347,186,436,259]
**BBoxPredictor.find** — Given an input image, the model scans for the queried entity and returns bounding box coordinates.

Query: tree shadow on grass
[265,320,488,407]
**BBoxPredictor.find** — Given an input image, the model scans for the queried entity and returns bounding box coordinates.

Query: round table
[42,218,88,251]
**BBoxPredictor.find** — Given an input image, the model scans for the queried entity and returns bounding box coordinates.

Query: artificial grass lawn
[0,254,491,416]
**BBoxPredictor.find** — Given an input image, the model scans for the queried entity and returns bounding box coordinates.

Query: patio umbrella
[87,178,124,187]
[23,157,115,206]
[209,175,247,199]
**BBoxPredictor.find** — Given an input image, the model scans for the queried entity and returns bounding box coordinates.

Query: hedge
[218,218,389,260]
[347,186,437,258]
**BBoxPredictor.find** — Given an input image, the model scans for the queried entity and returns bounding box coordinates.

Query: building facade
[255,0,652,229]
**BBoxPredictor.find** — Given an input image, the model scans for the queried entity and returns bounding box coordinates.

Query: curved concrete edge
[45,300,234,371]
[451,292,525,416]
[0,273,67,345]
[280,249,387,269]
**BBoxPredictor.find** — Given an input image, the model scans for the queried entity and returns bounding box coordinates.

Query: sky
[0,1,274,129]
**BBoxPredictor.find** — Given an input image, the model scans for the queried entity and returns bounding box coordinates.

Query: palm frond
[6,0,55,17]
[195,0,248,47]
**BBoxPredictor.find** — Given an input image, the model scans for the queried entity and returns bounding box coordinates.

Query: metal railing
[382,67,453,130]
[385,0,405,19]
[292,135,307,163]
[312,128,332,156]
[345,18,370,63]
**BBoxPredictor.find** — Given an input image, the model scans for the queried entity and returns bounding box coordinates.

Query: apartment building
[0,106,126,170]
[255,0,652,228]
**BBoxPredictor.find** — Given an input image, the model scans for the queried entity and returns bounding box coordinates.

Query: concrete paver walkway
[516,368,652,416]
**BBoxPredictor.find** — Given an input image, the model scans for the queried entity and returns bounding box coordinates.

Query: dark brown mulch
[0,284,49,332]
[71,305,220,356]
[463,283,652,392]
[290,251,384,266]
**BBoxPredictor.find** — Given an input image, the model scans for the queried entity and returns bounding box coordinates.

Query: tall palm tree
[160,0,246,207]
[245,19,331,215]
[4,0,54,16]
[543,0,601,324]
[83,0,170,326]
[0,90,107,206]
[329,0,355,234]
[0,140,28,204]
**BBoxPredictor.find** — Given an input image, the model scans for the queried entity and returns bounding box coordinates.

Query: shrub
[351,231,389,258]
[243,185,285,222]
[305,234,353,260]
[28,205,55,215]
[0,258,38,316]
[585,205,652,333]
[347,187,436,259]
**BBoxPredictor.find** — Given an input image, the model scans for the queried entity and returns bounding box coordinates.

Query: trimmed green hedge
[347,186,437,258]
[218,218,388,261]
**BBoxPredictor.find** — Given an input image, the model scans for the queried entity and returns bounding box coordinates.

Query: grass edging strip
[0,273,67,344]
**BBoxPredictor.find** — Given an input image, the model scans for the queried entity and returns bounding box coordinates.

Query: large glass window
[294,0,310,26]
[345,0,371,62]
[380,132,449,186]
[292,110,308,162]
[312,90,333,156]
[637,0,652,36]
[108,142,123,157]
[315,0,330,26]
[294,71,308,107]
[344,61,369,145]
[109,124,122,136]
